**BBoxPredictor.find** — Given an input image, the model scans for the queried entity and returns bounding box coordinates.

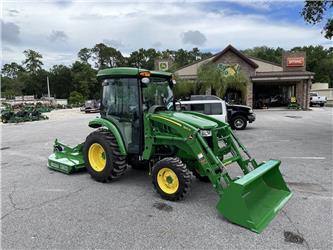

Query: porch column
[296,81,304,108]
[246,81,253,107]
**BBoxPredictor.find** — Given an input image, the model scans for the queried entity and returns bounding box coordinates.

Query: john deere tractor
[48,67,292,233]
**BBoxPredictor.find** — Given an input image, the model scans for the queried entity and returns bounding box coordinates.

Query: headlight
[200,130,212,137]
[249,109,253,113]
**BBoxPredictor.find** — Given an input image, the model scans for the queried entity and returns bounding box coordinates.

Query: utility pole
[47,76,50,98]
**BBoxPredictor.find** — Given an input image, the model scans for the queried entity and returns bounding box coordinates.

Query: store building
[174,45,314,109]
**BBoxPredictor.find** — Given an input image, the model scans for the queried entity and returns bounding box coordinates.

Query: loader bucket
[217,160,292,233]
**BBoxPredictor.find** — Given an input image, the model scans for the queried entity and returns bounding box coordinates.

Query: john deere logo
[217,63,240,77]
[159,62,168,71]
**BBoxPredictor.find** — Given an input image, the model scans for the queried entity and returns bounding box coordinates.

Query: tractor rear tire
[152,157,192,201]
[83,129,127,182]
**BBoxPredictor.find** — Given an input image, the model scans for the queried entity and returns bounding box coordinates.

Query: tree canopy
[301,0,333,39]
[23,49,44,73]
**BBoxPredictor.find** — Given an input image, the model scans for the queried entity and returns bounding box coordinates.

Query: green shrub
[68,91,84,106]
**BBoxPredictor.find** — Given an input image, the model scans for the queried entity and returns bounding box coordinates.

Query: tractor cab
[97,67,174,154]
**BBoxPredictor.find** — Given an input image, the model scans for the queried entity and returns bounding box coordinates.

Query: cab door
[101,78,142,154]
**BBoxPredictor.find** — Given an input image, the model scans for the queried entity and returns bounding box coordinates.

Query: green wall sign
[217,63,240,77]
[159,62,169,71]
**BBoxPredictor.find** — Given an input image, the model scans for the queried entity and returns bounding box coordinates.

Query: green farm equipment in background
[288,96,301,110]
[0,102,52,123]
[48,67,292,233]
[1,106,49,123]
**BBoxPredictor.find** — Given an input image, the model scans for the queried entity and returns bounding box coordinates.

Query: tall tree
[301,0,333,39]
[171,48,213,69]
[1,76,25,98]
[22,69,48,97]
[71,61,98,99]
[49,65,73,99]
[78,48,92,64]
[128,48,160,69]
[22,49,43,73]
[174,49,193,68]
[1,62,25,78]
[91,43,124,69]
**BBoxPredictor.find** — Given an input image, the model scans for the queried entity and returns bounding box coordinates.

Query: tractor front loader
[48,67,292,233]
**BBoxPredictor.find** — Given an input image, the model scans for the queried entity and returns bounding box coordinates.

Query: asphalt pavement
[1,107,332,249]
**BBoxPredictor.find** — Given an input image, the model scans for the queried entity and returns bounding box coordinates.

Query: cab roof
[97,67,172,78]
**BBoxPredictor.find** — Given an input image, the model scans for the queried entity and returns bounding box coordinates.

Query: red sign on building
[287,57,304,67]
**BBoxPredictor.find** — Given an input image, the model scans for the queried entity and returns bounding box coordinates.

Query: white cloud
[103,39,124,48]
[181,30,207,46]
[1,1,328,68]
[49,30,68,42]
[232,0,272,11]
[1,21,20,44]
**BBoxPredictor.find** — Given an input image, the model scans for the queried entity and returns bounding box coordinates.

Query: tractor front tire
[83,129,127,182]
[152,157,192,201]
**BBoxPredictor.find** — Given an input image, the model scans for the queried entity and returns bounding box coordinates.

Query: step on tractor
[48,67,292,233]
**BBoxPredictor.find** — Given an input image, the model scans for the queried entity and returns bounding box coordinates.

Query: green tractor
[48,67,292,233]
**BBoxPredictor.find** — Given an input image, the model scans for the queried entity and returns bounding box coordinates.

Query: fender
[88,118,127,156]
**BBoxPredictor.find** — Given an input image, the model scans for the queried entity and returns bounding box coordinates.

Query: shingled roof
[211,44,258,68]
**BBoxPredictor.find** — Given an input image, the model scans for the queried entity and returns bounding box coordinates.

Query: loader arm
[144,111,292,233]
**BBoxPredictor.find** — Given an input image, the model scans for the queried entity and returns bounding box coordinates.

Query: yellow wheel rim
[157,168,179,194]
[88,143,106,172]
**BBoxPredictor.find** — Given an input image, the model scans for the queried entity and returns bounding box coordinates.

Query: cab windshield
[142,77,173,112]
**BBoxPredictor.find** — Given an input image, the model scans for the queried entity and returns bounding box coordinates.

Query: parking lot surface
[1,107,332,249]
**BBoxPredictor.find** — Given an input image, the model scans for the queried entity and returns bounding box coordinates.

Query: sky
[1,0,332,68]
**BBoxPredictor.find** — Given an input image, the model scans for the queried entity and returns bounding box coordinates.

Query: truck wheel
[231,116,247,130]
[320,103,324,107]
[152,157,192,201]
[83,129,127,182]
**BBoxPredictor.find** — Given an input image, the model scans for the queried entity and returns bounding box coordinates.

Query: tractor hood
[157,111,218,130]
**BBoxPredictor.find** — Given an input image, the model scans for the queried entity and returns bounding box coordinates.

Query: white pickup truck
[310,92,327,107]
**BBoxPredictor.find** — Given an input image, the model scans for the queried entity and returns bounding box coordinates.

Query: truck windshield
[142,78,173,111]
